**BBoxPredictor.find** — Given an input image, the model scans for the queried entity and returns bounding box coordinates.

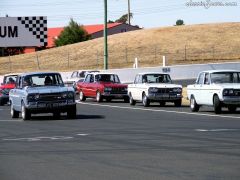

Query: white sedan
[187,70,240,114]
[128,73,182,107]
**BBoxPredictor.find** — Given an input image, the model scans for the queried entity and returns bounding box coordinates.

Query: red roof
[47,23,121,48]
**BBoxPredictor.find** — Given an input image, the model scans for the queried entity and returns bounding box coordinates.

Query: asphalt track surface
[0,99,240,180]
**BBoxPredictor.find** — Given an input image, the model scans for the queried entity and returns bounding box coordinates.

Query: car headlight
[67,92,74,99]
[124,87,128,91]
[149,87,158,93]
[223,89,234,96]
[173,88,182,93]
[28,94,40,101]
[104,87,112,91]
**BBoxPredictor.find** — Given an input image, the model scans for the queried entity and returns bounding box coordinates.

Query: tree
[54,18,91,47]
[115,13,133,23]
[175,19,185,26]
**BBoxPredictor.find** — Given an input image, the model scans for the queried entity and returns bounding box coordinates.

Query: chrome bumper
[148,93,182,101]
[222,97,240,105]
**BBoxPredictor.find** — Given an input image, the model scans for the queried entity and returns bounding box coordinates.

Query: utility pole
[128,0,131,25]
[104,0,108,70]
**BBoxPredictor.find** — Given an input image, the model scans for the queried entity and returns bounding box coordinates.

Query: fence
[0,44,240,75]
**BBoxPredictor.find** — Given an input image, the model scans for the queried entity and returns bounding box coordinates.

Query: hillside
[0,22,240,75]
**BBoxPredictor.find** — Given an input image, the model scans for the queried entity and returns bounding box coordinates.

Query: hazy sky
[1,0,240,28]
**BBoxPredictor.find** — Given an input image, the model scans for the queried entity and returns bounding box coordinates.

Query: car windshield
[143,74,172,83]
[3,75,18,84]
[95,74,120,83]
[211,72,240,84]
[23,73,64,87]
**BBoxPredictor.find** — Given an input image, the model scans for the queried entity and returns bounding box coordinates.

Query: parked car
[64,70,100,88]
[9,72,76,120]
[77,72,129,102]
[0,73,19,105]
[128,73,182,107]
[187,70,240,114]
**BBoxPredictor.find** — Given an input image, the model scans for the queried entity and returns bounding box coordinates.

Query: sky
[1,0,240,28]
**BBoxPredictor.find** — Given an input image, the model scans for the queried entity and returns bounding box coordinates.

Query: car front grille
[156,88,174,94]
[38,93,63,101]
[110,87,127,94]
[2,89,10,95]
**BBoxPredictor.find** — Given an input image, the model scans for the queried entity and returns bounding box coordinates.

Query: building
[47,23,140,48]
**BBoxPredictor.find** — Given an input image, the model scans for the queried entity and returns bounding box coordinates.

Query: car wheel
[21,101,31,120]
[174,99,182,107]
[106,97,112,102]
[129,93,136,106]
[190,96,200,112]
[53,112,61,119]
[159,101,166,107]
[142,93,150,107]
[96,91,103,102]
[213,95,222,114]
[79,91,86,101]
[124,97,129,103]
[67,105,77,119]
[228,105,237,113]
[11,103,19,118]
[0,98,4,106]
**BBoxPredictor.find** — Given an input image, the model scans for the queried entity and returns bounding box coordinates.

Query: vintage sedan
[9,72,76,120]
[128,73,182,107]
[187,70,240,114]
[0,73,19,105]
[77,72,129,102]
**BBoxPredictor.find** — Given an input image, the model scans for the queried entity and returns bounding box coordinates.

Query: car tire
[21,101,31,120]
[159,101,166,107]
[190,96,200,112]
[129,93,136,106]
[213,95,222,114]
[228,105,237,113]
[67,105,77,119]
[142,93,150,107]
[96,91,103,103]
[174,99,182,107]
[53,112,61,119]
[79,91,86,101]
[106,97,112,102]
[11,103,19,118]
[124,97,129,103]
[0,98,4,106]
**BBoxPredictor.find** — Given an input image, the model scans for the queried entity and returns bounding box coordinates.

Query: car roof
[21,72,61,76]
[88,72,117,75]
[201,70,240,73]
[137,72,169,75]
[4,73,22,77]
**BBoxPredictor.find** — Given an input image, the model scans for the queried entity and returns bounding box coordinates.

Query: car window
[211,72,240,84]
[85,74,91,83]
[142,74,171,83]
[134,75,139,84]
[196,73,204,85]
[90,75,94,83]
[3,75,18,84]
[95,74,120,83]
[204,73,210,85]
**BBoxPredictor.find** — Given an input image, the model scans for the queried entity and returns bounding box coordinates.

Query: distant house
[47,23,141,48]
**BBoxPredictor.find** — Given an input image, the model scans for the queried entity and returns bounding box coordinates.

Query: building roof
[47,23,122,48]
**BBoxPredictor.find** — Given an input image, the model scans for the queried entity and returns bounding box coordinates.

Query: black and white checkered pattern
[17,16,48,46]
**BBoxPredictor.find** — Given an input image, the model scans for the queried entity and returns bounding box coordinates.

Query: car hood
[100,82,128,88]
[139,83,182,88]
[26,86,74,94]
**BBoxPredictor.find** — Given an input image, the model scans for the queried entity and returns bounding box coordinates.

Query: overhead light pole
[128,0,131,25]
[104,0,108,70]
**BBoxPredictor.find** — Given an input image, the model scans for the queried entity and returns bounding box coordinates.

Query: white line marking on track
[0,119,22,122]
[76,133,89,136]
[77,101,240,120]
[195,129,239,132]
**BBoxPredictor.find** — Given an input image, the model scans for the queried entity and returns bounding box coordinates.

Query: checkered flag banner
[17,16,47,46]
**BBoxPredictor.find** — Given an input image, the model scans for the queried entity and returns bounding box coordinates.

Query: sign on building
[0,16,47,47]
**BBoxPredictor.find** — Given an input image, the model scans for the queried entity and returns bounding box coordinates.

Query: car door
[193,72,205,105]
[130,75,139,100]
[200,73,212,105]
[13,76,24,111]
[135,75,144,101]
[82,74,91,97]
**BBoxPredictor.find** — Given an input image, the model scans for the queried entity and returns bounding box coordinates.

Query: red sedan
[76,73,129,102]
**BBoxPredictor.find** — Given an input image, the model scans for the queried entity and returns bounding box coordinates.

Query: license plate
[162,94,169,98]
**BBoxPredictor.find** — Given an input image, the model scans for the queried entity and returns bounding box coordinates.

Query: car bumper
[102,92,128,99]
[148,93,182,101]
[26,100,76,112]
[222,97,240,105]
